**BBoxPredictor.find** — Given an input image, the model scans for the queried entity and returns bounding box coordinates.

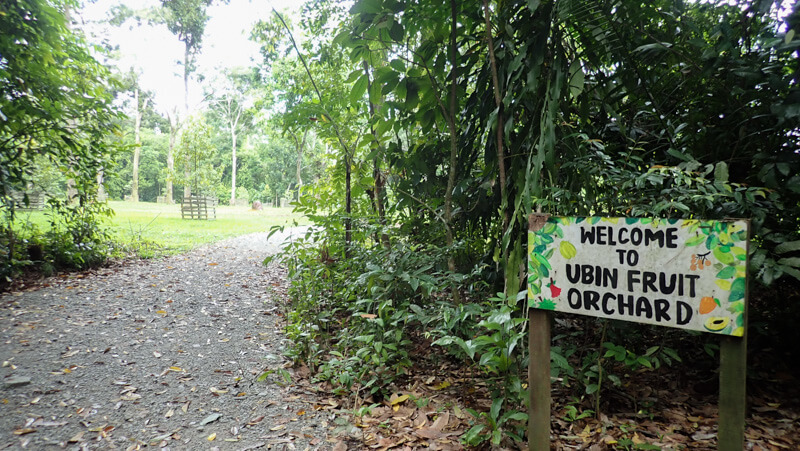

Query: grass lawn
[14,201,307,256]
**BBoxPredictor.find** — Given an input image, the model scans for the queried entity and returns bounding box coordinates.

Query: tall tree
[160,0,212,115]
[160,0,214,199]
[119,69,155,202]
[207,67,254,205]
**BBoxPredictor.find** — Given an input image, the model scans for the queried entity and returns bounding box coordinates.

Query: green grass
[13,201,307,257]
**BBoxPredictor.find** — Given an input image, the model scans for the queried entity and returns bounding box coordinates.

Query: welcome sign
[527,216,749,336]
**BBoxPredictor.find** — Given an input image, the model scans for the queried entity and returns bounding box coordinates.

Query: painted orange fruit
[699,296,717,314]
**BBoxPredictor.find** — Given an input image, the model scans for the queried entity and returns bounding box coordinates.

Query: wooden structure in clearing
[9,191,46,210]
[181,195,216,220]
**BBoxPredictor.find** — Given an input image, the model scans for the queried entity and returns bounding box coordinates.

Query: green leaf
[729,277,746,302]
[533,252,552,269]
[775,240,800,254]
[464,424,486,444]
[350,74,368,104]
[714,246,735,265]
[490,397,503,421]
[389,59,405,72]
[716,266,736,279]
[714,161,729,182]
[706,234,720,250]
[569,59,585,98]
[559,241,577,259]
[351,0,382,14]
[389,21,404,41]
[778,257,800,267]
[686,234,705,247]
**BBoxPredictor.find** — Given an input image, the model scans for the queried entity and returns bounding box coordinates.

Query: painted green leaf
[686,234,705,247]
[540,264,550,278]
[538,299,557,310]
[728,300,745,313]
[534,252,551,269]
[706,234,720,250]
[729,277,746,302]
[716,266,736,279]
[559,241,577,259]
[714,246,735,265]
[626,218,639,225]
[715,279,732,291]
[731,246,747,261]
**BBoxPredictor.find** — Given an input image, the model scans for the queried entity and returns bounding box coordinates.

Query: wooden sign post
[527,215,749,450]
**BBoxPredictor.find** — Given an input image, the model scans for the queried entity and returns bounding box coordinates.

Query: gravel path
[0,229,333,450]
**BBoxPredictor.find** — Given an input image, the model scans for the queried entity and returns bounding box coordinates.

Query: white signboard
[528,217,748,336]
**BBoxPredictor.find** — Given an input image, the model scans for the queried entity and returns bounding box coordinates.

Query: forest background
[2,0,800,448]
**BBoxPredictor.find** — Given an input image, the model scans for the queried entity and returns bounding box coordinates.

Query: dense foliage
[267,0,800,445]
[0,0,122,284]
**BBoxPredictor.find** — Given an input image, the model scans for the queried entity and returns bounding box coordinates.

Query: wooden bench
[10,191,46,210]
[181,195,216,220]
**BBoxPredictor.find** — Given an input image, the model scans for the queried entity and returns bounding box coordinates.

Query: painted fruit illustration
[704,317,730,331]
[548,280,561,298]
[699,296,718,315]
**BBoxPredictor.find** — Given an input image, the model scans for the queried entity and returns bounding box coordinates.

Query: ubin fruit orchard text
[527,217,748,336]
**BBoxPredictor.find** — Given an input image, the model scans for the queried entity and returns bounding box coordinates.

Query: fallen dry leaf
[390,394,410,406]
[247,415,264,426]
[68,431,84,443]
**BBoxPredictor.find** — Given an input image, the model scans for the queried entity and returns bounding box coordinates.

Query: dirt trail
[0,229,332,450]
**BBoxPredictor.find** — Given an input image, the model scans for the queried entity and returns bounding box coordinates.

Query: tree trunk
[483,0,511,295]
[181,40,191,202]
[183,44,190,116]
[131,87,147,203]
[363,60,390,248]
[96,170,107,201]
[295,130,308,202]
[230,126,237,205]
[184,167,191,198]
[443,0,461,303]
[167,113,177,204]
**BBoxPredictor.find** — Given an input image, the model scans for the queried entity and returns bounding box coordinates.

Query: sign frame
[526,214,748,450]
